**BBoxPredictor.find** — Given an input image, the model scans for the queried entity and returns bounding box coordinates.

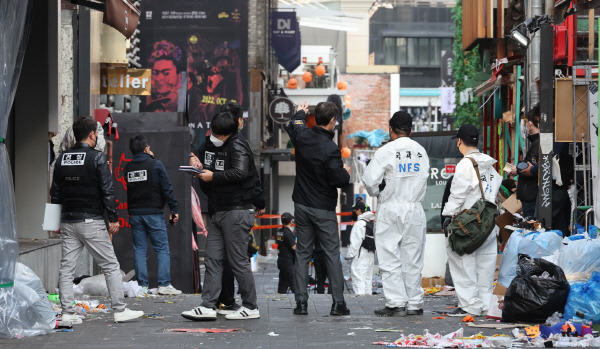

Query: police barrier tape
[250,212,367,230]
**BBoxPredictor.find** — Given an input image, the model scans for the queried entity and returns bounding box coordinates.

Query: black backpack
[360,220,376,252]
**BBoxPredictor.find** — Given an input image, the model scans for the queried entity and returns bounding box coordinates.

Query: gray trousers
[59,220,126,314]
[294,203,345,303]
[201,210,257,310]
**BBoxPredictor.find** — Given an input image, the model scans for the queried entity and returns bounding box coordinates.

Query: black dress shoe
[406,308,423,315]
[330,301,350,316]
[293,301,308,315]
[374,306,407,317]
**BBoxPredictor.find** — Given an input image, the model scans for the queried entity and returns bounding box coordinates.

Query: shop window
[383,37,453,67]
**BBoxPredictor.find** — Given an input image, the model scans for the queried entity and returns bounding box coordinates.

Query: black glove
[378,179,386,193]
[442,217,451,237]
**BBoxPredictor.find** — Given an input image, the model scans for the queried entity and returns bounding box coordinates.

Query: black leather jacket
[50,143,118,223]
[198,133,263,213]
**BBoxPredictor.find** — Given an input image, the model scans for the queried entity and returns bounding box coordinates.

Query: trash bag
[563,272,600,324]
[0,263,55,339]
[558,236,600,282]
[502,254,570,323]
[518,230,563,259]
[498,230,524,287]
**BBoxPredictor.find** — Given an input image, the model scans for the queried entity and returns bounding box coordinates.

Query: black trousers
[277,258,295,294]
[218,261,235,306]
[313,250,329,294]
[552,186,572,236]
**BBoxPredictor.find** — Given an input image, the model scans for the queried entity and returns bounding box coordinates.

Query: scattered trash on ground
[267,331,279,336]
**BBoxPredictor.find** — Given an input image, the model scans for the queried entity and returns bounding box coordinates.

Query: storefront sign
[268,97,295,124]
[100,68,151,95]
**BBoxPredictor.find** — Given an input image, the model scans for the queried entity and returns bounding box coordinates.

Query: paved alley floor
[1,255,517,348]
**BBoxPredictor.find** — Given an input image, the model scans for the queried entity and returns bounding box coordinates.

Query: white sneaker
[216,303,241,315]
[225,306,260,320]
[158,284,182,295]
[114,308,144,323]
[181,306,217,321]
[61,313,83,325]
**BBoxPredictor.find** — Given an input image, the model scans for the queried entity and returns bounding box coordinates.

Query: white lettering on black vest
[127,170,148,182]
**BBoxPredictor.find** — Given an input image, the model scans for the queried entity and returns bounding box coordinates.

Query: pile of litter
[372,323,600,348]
[371,328,513,348]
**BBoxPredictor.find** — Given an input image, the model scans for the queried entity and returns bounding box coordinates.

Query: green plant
[452,0,482,128]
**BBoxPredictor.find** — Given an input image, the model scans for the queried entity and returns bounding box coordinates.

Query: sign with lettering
[100,68,151,95]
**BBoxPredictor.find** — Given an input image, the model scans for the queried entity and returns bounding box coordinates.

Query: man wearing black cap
[276,212,296,294]
[285,101,351,316]
[363,111,430,317]
[442,124,502,317]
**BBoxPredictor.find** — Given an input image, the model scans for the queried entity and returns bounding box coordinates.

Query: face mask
[210,134,224,147]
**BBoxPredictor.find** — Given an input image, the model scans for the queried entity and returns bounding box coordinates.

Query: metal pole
[537,22,554,228]
[528,0,542,108]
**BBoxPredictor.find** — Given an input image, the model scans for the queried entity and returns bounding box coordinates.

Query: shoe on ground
[293,300,308,315]
[330,301,351,316]
[446,307,477,317]
[114,308,144,323]
[374,306,407,317]
[216,303,241,315]
[406,308,423,316]
[158,284,182,295]
[181,306,217,321]
[225,306,260,320]
[61,313,83,325]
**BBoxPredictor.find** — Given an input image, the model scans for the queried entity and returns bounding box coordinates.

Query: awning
[278,1,366,32]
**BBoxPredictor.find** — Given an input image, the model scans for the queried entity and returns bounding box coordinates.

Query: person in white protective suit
[346,202,375,295]
[442,124,501,317]
[363,111,430,317]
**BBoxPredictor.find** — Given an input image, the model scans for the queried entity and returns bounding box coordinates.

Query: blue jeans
[129,214,171,287]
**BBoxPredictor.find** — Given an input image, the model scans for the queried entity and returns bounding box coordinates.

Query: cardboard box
[421,277,445,288]
[501,194,522,214]
[496,212,516,244]
[487,283,508,320]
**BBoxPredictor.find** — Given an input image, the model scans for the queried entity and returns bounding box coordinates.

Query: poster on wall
[139,0,248,151]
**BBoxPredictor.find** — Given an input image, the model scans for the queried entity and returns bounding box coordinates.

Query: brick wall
[341,73,390,148]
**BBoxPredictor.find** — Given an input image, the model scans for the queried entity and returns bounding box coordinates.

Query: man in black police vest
[51,115,143,324]
[182,111,262,320]
[125,134,181,296]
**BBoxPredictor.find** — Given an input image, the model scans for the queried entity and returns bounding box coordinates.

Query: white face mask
[210,134,224,147]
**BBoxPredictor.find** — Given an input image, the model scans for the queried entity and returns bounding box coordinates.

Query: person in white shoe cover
[362,111,430,317]
[182,112,261,321]
[50,116,144,324]
[125,135,181,296]
[442,124,501,317]
[345,202,375,295]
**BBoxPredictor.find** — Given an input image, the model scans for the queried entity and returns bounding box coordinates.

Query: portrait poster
[139,0,248,151]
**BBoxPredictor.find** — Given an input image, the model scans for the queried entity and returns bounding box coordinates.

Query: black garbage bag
[502,254,570,323]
